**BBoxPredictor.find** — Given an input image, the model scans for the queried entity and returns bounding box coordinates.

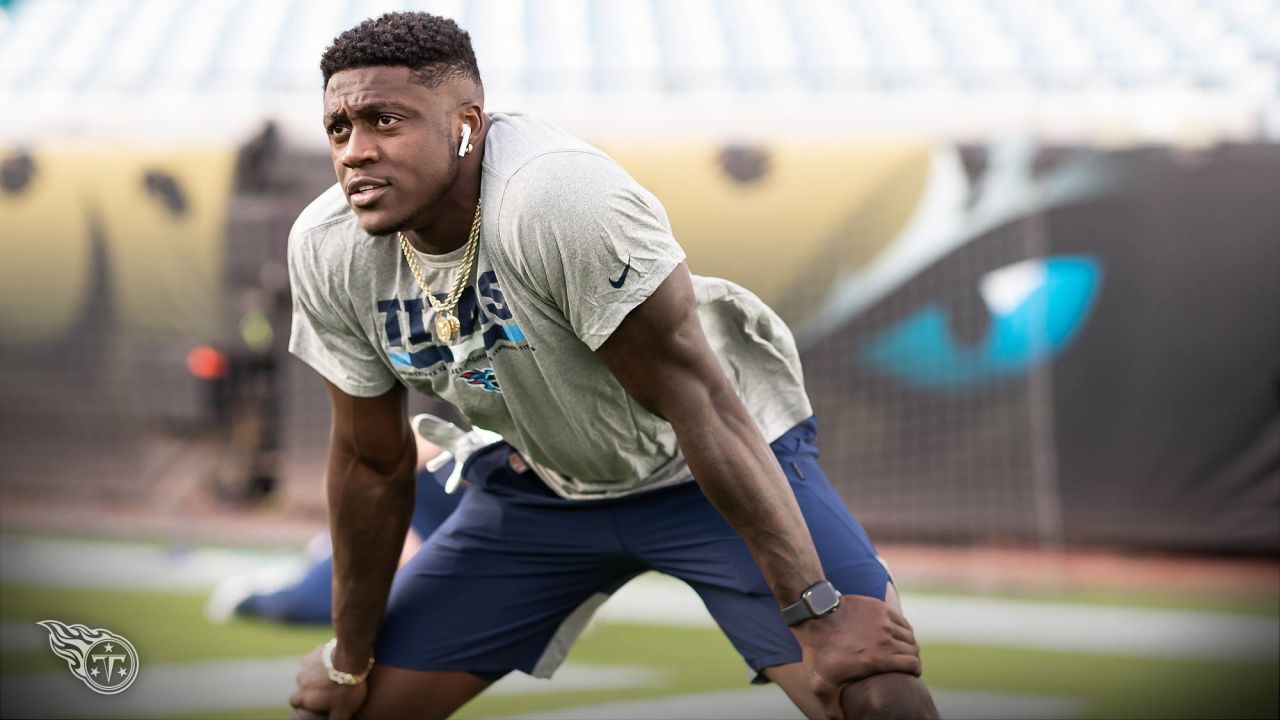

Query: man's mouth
[348,181,389,208]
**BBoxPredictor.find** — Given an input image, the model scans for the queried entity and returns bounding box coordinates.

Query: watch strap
[781,597,814,626]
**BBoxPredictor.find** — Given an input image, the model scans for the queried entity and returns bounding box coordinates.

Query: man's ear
[459,102,485,138]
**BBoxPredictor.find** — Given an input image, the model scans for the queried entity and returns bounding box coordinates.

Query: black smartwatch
[781,580,841,626]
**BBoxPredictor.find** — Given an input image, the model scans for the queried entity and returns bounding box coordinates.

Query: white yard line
[0,653,1081,720]
[902,594,1280,663]
[4,535,1277,662]
[0,534,306,591]
[512,685,1085,720]
[598,574,1280,663]
[0,657,661,719]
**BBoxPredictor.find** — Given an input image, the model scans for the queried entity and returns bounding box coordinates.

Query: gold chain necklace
[397,198,482,343]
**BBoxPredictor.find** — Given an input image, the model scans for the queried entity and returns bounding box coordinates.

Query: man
[288,12,936,720]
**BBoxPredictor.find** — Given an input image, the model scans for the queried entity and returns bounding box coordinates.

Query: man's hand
[791,595,922,720]
[289,644,369,720]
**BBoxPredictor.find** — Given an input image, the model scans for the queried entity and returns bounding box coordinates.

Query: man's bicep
[596,264,730,422]
[324,380,412,473]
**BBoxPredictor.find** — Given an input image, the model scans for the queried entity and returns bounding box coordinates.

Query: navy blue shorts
[375,417,889,681]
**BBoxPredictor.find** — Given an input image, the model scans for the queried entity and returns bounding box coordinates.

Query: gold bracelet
[322,638,374,686]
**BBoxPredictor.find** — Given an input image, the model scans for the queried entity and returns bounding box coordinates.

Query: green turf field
[1,539,1276,720]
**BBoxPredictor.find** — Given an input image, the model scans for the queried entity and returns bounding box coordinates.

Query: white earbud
[458,124,472,157]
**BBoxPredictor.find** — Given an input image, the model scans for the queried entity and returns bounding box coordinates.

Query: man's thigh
[375,481,639,680]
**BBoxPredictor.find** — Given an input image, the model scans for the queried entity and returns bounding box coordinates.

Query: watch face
[805,582,841,616]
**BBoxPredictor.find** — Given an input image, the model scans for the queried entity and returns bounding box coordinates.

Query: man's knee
[840,672,938,720]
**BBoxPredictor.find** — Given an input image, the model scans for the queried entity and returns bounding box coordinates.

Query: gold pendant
[434,312,460,343]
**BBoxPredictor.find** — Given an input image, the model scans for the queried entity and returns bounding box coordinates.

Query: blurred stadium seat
[0,0,1276,142]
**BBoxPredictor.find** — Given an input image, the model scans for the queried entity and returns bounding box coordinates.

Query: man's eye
[328,124,349,137]
[377,114,398,126]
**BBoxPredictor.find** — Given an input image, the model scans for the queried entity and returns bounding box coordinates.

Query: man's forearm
[327,446,416,668]
[671,391,824,605]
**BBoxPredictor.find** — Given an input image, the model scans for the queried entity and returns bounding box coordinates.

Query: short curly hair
[320,12,482,90]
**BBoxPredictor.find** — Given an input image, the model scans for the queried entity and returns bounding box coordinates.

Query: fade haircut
[320,12,482,90]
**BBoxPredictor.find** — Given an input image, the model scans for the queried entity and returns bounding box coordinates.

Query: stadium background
[0,0,1277,717]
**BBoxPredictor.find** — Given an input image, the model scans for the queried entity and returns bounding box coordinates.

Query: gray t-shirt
[289,112,812,499]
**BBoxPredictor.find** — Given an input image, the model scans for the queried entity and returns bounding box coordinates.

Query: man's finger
[881,639,914,662]
[886,620,917,646]
[885,604,913,631]
[891,653,924,677]
[889,634,921,656]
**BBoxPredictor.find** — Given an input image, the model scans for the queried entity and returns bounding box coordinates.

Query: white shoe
[204,575,255,624]
[204,561,307,624]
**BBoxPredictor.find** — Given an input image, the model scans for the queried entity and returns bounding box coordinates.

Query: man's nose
[340,127,379,168]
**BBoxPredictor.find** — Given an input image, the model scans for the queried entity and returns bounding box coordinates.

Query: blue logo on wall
[861,255,1101,389]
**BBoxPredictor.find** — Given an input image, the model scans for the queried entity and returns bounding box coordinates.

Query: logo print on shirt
[459,368,502,393]
[380,271,528,371]
[608,256,633,289]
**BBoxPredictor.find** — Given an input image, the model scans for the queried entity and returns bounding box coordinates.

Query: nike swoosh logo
[608,256,632,289]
